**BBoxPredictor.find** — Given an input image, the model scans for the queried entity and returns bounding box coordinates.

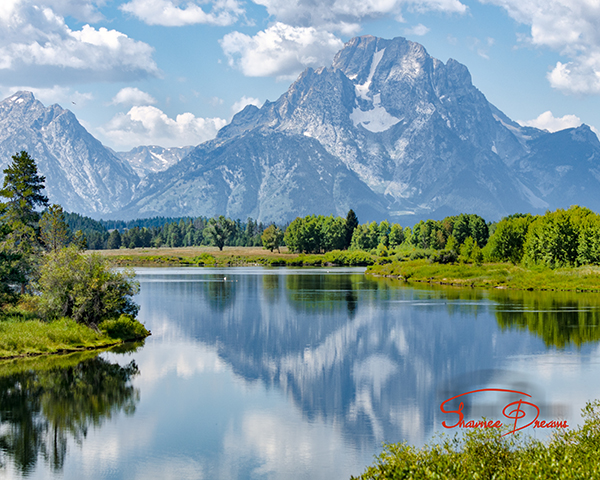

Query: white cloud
[0,0,159,86]
[99,105,227,150]
[518,111,583,132]
[111,87,156,106]
[251,0,467,33]
[404,24,430,36]
[120,0,244,26]
[479,0,600,94]
[231,96,261,115]
[220,23,344,80]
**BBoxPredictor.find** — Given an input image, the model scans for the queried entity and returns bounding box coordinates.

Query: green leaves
[203,215,235,250]
[261,224,284,252]
[36,247,139,326]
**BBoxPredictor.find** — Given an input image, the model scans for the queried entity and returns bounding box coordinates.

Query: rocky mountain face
[119,35,600,223]
[0,91,139,217]
[115,145,194,178]
[2,36,600,223]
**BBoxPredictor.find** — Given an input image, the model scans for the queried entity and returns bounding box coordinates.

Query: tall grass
[367,260,600,291]
[0,313,149,359]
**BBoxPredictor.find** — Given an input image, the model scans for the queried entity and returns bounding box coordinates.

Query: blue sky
[1,0,599,151]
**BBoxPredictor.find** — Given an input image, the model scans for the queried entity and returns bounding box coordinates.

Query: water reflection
[490,290,600,348]
[4,269,600,480]
[0,349,140,475]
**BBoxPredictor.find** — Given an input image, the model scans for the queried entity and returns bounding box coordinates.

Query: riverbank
[0,310,150,359]
[93,246,376,267]
[367,260,600,292]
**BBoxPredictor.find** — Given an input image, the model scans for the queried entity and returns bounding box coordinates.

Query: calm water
[3,267,600,479]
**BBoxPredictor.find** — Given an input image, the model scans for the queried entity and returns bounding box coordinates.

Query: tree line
[65,213,270,250]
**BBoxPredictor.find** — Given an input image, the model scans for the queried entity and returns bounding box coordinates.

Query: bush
[429,249,458,264]
[409,249,430,260]
[353,400,600,480]
[99,314,149,340]
[36,246,140,327]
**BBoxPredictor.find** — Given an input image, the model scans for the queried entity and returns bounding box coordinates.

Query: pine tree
[0,151,49,294]
[344,209,359,249]
[40,204,71,252]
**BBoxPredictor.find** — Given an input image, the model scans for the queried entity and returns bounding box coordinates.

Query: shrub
[429,249,458,264]
[36,246,140,327]
[99,314,149,340]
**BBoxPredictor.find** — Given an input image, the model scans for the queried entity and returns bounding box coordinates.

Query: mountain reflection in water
[3,268,600,480]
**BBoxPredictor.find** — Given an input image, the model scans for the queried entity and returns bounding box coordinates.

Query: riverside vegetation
[83,204,600,292]
[352,400,600,479]
[0,151,149,358]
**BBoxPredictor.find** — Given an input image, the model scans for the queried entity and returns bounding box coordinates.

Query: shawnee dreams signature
[440,388,568,436]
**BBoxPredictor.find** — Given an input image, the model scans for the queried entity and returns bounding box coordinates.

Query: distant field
[92,245,295,257]
[91,246,377,267]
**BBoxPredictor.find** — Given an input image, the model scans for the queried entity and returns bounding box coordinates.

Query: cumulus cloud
[99,105,227,150]
[0,0,159,86]
[120,0,244,26]
[518,111,583,132]
[251,0,467,33]
[111,87,156,106]
[221,23,344,80]
[231,96,261,115]
[479,0,600,94]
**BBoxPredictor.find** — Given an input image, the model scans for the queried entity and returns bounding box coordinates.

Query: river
[2,267,600,479]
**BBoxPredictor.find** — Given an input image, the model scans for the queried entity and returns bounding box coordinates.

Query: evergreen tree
[0,151,49,294]
[107,230,122,250]
[344,209,359,249]
[40,204,70,252]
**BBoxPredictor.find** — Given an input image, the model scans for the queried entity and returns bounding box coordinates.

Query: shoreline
[0,333,150,361]
[366,260,600,292]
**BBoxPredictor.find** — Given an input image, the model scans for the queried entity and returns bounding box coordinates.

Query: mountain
[114,145,194,178]
[0,91,139,217]
[2,36,600,223]
[117,35,600,223]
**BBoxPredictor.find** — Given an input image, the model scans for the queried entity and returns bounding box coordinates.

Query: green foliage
[0,151,49,229]
[486,214,533,264]
[577,215,600,265]
[36,247,139,326]
[0,317,115,357]
[106,229,122,249]
[388,223,404,247]
[284,215,325,253]
[353,400,600,480]
[0,151,49,295]
[524,207,586,268]
[261,224,284,252]
[203,215,235,251]
[377,243,389,257]
[429,249,458,264]
[40,204,70,252]
[344,209,359,249]
[98,315,149,340]
[322,216,347,251]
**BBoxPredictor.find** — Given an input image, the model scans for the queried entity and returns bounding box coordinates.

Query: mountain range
[1,35,599,223]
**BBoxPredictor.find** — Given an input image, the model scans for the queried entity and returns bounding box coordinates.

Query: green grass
[0,312,150,359]
[367,260,600,291]
[353,401,600,479]
[102,248,377,267]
